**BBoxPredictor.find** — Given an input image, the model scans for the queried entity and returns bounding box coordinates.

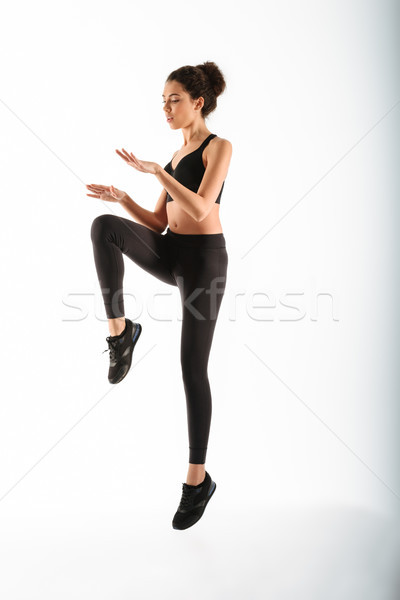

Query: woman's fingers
[129,153,140,165]
[115,149,129,160]
[129,155,146,171]
[122,147,134,158]
[86,184,109,191]
[115,148,147,173]
[116,148,132,162]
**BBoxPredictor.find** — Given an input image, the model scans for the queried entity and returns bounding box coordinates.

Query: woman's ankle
[186,463,206,486]
[108,316,126,337]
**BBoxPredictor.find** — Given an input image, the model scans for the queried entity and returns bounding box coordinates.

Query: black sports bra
[163,133,224,204]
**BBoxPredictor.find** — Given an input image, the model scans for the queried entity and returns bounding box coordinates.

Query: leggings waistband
[165,227,226,248]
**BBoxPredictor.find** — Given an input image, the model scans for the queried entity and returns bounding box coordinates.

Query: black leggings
[90,214,228,464]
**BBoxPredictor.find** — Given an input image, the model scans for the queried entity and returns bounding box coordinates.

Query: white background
[0,0,399,598]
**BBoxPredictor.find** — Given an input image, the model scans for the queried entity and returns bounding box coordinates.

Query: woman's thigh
[173,246,228,365]
[91,214,177,287]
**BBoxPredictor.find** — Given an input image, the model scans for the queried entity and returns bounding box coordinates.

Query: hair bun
[197,61,226,97]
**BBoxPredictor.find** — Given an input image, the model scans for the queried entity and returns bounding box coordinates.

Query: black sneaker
[172,471,216,530]
[102,318,142,384]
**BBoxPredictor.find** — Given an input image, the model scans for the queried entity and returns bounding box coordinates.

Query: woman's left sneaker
[102,318,142,384]
[172,471,217,530]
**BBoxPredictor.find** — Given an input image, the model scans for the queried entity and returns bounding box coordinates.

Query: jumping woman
[86,61,232,530]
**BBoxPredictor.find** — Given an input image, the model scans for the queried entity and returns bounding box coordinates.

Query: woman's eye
[162,100,179,104]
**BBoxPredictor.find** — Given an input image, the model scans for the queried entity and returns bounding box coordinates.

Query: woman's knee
[90,214,116,241]
[181,354,207,388]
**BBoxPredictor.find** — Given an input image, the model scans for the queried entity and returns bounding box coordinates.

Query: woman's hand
[86,183,126,203]
[115,148,160,175]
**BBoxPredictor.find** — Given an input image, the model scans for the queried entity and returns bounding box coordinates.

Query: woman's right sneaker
[172,471,217,530]
[102,318,142,384]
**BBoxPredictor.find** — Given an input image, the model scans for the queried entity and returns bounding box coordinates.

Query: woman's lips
[166,117,173,122]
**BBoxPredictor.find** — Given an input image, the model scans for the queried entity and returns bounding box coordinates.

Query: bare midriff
[167,202,223,234]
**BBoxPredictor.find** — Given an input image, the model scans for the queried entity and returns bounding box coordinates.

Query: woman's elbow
[196,203,214,222]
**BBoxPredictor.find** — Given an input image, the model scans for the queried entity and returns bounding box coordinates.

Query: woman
[87,61,232,530]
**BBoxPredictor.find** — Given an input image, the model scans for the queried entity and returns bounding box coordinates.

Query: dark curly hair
[165,61,226,119]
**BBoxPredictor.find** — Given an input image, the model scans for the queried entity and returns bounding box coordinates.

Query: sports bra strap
[200,133,217,149]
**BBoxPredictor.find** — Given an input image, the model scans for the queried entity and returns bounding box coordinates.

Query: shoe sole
[172,480,217,530]
[109,322,142,384]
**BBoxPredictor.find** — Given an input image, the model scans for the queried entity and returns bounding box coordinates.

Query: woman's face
[162,80,203,129]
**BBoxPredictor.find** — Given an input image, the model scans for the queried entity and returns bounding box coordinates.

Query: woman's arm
[119,192,166,233]
[154,139,232,222]
[154,170,201,221]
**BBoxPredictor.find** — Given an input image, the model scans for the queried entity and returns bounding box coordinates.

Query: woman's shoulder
[212,135,232,151]
[209,135,232,157]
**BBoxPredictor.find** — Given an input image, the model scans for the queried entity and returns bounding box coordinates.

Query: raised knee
[90,214,113,241]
